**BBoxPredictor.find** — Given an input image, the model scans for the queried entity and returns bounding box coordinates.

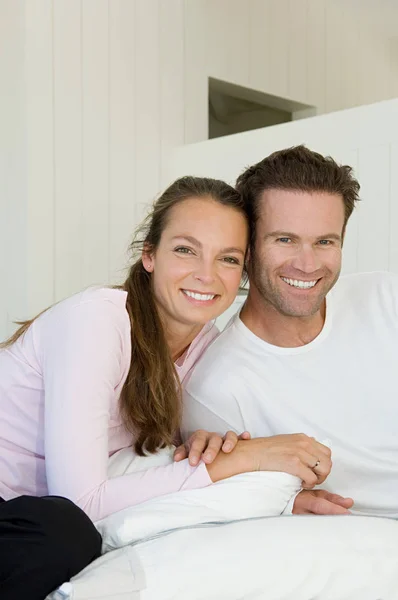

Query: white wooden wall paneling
[25,0,54,316]
[134,0,161,225]
[248,0,272,94]
[267,0,289,99]
[184,0,207,144]
[205,0,250,87]
[109,0,136,284]
[81,0,110,289]
[159,0,185,189]
[306,0,326,113]
[53,0,83,300]
[288,0,307,104]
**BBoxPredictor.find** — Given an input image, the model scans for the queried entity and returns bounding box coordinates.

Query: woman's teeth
[183,290,216,301]
[281,277,317,289]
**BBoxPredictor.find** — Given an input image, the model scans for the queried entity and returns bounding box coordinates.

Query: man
[182,145,398,517]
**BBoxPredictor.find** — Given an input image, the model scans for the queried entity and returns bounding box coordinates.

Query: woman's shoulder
[35,287,130,338]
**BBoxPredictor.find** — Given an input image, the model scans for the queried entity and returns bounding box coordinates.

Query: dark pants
[0,495,102,600]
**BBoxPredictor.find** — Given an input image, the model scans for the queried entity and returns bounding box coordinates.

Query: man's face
[249,189,345,318]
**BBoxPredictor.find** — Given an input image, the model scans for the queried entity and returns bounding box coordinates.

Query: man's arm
[181,393,244,441]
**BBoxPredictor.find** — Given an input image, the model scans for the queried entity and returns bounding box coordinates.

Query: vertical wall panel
[306,0,326,113]
[340,5,360,109]
[159,0,185,188]
[389,144,398,272]
[248,0,272,93]
[81,0,109,287]
[53,0,83,300]
[357,145,390,272]
[267,0,289,98]
[0,0,25,336]
[109,0,136,284]
[288,0,307,103]
[184,0,207,144]
[25,0,54,315]
[390,38,398,99]
[324,2,343,112]
[205,0,250,87]
[134,0,161,224]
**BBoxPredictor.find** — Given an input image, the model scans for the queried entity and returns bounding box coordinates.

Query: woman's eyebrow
[171,236,245,255]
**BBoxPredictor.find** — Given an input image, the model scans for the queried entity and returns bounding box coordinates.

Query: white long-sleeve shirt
[183,271,398,518]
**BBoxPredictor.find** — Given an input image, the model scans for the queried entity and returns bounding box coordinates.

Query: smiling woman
[0,175,253,599]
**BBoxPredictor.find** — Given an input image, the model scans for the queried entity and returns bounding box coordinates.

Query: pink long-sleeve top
[0,287,218,521]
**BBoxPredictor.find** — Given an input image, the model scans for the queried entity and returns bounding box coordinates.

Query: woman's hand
[239,434,332,488]
[206,434,332,487]
[173,429,251,467]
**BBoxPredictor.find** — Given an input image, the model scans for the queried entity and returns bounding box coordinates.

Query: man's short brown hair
[236,145,360,249]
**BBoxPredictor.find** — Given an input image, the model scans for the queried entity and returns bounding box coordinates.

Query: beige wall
[1,0,398,338]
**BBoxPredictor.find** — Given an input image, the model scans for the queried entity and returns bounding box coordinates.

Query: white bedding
[47,448,398,600]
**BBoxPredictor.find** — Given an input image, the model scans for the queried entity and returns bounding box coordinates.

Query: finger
[305,436,332,460]
[187,431,208,466]
[312,440,332,459]
[299,451,331,485]
[173,443,188,462]
[316,491,354,508]
[202,434,223,464]
[300,467,319,489]
[309,497,351,515]
[222,431,239,453]
[238,431,251,440]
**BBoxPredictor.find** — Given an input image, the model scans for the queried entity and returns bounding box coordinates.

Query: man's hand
[293,489,354,515]
[174,430,251,466]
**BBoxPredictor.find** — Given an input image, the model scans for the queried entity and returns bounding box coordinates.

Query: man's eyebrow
[263,230,297,240]
[171,235,245,255]
[264,231,342,242]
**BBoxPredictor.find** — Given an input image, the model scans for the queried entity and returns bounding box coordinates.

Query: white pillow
[99,446,302,552]
[50,514,398,600]
[49,449,398,600]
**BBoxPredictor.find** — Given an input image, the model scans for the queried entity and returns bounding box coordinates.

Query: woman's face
[144,196,248,330]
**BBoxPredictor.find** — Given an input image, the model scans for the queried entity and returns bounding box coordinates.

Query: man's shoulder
[335,270,397,295]
[185,314,244,388]
[332,271,398,314]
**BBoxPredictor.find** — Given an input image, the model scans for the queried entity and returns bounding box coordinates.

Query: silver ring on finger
[312,459,321,469]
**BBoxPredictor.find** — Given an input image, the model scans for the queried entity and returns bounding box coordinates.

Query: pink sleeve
[41,297,211,522]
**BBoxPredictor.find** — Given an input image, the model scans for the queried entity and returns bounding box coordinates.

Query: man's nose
[291,245,321,273]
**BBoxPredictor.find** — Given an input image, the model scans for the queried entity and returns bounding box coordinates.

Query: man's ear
[142,243,154,273]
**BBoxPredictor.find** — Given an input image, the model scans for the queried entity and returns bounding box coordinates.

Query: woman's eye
[222,256,240,265]
[174,246,194,254]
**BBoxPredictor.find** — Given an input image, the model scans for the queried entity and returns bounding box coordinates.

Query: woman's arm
[40,295,213,521]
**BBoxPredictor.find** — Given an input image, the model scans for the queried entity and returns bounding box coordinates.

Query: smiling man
[182,145,398,517]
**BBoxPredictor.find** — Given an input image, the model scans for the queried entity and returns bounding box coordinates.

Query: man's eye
[318,240,331,246]
[174,247,194,254]
[277,237,291,243]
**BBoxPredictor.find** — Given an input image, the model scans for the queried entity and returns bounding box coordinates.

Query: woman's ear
[142,243,154,273]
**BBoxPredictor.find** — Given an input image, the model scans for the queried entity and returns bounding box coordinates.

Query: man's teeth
[281,277,317,289]
[183,290,216,301]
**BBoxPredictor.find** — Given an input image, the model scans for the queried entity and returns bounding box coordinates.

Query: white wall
[1,0,398,339]
[169,98,398,277]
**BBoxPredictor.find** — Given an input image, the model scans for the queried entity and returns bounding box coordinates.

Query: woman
[0,176,329,600]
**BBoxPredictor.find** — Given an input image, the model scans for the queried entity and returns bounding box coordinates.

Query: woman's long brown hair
[1,176,247,455]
